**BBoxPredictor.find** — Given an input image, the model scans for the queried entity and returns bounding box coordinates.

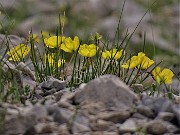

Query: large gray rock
[74,75,139,111]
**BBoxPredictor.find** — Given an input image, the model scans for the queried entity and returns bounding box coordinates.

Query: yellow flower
[60,36,80,53]
[28,33,40,43]
[7,44,30,61]
[44,36,65,48]
[44,54,65,67]
[152,66,174,84]
[102,48,123,60]
[138,56,154,69]
[78,44,99,57]
[121,52,154,69]
[41,31,51,38]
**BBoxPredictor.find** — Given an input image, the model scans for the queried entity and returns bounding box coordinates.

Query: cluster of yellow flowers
[7,34,174,85]
[121,52,174,84]
[44,36,100,57]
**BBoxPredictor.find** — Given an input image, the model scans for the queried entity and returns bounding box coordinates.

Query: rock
[0,34,26,54]
[35,122,58,134]
[59,88,75,103]
[16,62,36,81]
[136,104,155,118]
[172,94,180,104]
[43,89,57,96]
[2,61,37,91]
[163,121,179,133]
[72,122,91,134]
[42,95,56,105]
[172,104,180,126]
[146,120,168,135]
[52,108,74,124]
[96,110,131,123]
[24,105,48,122]
[134,119,148,129]
[53,91,63,102]
[74,75,139,111]
[41,77,67,91]
[1,57,15,71]
[90,119,115,131]
[22,77,37,91]
[132,113,148,119]
[58,124,70,135]
[118,119,137,133]
[156,112,174,122]
[141,96,173,113]
[72,111,91,133]
[4,114,36,135]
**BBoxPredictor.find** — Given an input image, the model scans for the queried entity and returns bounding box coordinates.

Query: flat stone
[96,110,131,123]
[90,119,115,131]
[74,75,139,111]
[35,122,58,134]
[119,119,137,133]
[132,113,148,119]
[137,104,155,118]
[146,120,167,135]
[52,108,74,124]
[156,112,174,121]
[57,124,70,135]
[16,62,36,81]
[163,121,179,133]
[72,122,91,134]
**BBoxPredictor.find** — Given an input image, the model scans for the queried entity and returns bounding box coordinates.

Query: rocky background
[0,0,180,135]
[0,74,180,135]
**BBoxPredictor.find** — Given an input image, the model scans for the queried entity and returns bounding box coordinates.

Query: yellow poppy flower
[60,36,80,53]
[44,54,65,67]
[138,56,154,69]
[7,44,30,61]
[102,48,123,60]
[152,66,174,84]
[121,55,138,68]
[41,31,51,39]
[121,52,154,69]
[78,44,99,57]
[44,36,65,48]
